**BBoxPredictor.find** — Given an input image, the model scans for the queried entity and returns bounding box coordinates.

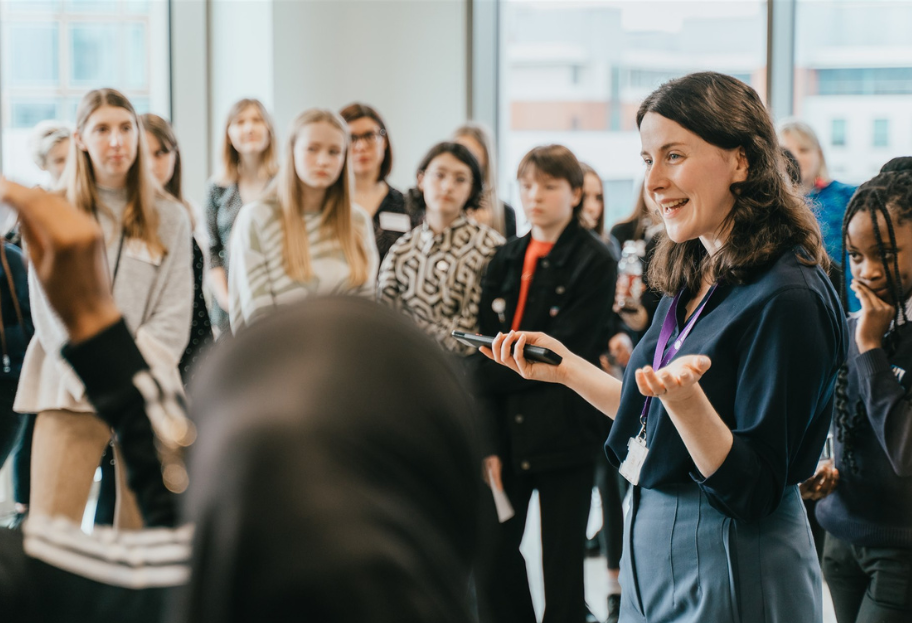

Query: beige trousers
[30,409,142,529]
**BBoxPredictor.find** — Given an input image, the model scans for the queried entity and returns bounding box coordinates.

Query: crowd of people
[0,70,909,623]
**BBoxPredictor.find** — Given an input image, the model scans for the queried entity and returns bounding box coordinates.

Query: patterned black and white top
[377,215,504,355]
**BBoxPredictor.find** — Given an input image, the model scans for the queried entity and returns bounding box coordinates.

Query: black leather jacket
[469,219,616,474]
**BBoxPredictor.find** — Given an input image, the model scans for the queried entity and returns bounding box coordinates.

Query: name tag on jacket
[379,212,411,233]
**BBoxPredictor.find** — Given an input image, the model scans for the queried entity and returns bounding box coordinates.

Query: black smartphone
[451,331,563,365]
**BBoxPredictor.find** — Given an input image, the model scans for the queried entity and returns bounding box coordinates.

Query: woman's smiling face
[639,112,748,251]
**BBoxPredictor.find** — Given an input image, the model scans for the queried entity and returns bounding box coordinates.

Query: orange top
[511,239,555,331]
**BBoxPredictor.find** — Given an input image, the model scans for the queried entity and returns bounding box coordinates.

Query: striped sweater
[228,200,379,332]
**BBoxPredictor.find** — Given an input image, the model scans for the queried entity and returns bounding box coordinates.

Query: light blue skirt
[619,483,822,623]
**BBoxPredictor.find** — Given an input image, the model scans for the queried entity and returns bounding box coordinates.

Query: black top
[817,316,912,547]
[372,186,420,263]
[0,242,33,377]
[470,219,616,473]
[179,239,214,385]
[608,250,847,522]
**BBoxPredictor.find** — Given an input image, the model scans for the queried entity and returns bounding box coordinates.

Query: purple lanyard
[637,283,718,436]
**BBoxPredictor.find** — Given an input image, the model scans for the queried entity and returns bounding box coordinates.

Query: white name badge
[123,239,163,266]
[379,211,411,233]
[618,435,649,486]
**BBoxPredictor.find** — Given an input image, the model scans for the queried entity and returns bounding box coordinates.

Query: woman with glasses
[340,103,419,263]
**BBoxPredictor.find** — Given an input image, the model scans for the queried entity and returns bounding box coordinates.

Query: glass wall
[793,0,912,185]
[0,0,170,188]
[498,0,768,232]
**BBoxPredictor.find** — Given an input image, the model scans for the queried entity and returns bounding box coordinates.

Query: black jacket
[470,219,616,474]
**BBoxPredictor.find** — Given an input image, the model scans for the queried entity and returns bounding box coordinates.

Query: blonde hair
[30,120,71,170]
[453,122,506,236]
[218,98,279,186]
[266,108,370,287]
[778,119,830,183]
[64,88,163,254]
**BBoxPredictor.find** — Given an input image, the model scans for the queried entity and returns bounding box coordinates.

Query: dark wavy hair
[406,142,484,215]
[835,163,912,473]
[339,102,393,182]
[636,72,827,296]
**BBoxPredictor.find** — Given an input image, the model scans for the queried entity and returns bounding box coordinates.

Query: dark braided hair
[836,163,912,473]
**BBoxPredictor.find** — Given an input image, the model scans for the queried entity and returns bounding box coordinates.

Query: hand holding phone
[451,331,563,365]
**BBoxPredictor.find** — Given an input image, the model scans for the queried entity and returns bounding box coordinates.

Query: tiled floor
[519,491,838,622]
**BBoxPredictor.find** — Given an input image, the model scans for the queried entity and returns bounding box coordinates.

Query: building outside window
[0,0,171,188]
[498,0,768,234]
[831,118,847,147]
[873,118,890,147]
[793,0,912,182]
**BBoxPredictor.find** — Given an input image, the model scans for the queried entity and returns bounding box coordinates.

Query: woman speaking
[484,72,847,622]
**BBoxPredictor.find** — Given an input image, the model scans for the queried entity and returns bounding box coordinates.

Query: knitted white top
[228,200,379,333]
[15,187,193,414]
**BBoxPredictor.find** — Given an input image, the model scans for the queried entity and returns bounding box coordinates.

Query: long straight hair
[453,122,506,236]
[217,98,279,186]
[64,88,163,254]
[579,162,606,234]
[140,113,196,231]
[266,109,370,287]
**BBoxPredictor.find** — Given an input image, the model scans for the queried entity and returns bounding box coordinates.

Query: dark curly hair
[406,142,484,216]
[636,72,827,296]
[835,163,912,473]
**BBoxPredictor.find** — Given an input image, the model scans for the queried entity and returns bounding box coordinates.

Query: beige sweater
[15,187,193,414]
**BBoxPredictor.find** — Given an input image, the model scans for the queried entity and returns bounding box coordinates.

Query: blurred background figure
[206,99,278,337]
[228,109,377,333]
[29,121,71,190]
[141,114,214,385]
[453,122,517,239]
[14,88,192,531]
[579,163,606,238]
[779,119,858,309]
[175,297,485,623]
[340,103,419,265]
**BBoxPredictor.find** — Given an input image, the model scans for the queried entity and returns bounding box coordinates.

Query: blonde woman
[779,120,857,308]
[14,89,193,528]
[206,99,279,335]
[29,120,71,188]
[229,109,379,332]
[453,122,517,238]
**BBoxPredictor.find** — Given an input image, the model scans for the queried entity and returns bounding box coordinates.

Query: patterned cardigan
[377,215,504,355]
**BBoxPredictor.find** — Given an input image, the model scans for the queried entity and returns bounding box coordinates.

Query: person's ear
[417,171,425,193]
[73,131,88,153]
[732,147,749,183]
[571,186,583,207]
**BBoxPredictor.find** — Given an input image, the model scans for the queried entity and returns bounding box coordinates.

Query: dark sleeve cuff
[61,319,149,403]
[854,347,892,378]
[690,433,751,494]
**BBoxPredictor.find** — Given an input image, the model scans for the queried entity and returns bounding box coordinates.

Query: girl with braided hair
[816,157,912,623]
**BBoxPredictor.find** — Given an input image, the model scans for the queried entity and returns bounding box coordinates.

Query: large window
[0,0,171,187]
[498,0,768,231]
[794,0,912,185]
